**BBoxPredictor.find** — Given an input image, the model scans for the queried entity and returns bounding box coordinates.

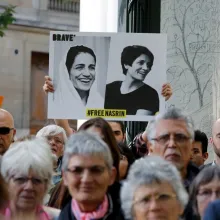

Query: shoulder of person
[142,83,159,96]
[43,206,61,219]
[106,81,122,88]
[199,162,212,170]
[188,161,200,173]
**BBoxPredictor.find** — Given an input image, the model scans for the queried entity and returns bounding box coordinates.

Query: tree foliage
[0,5,16,37]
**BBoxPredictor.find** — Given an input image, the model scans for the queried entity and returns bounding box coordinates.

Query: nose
[210,192,218,201]
[167,135,177,148]
[49,138,56,146]
[24,180,34,190]
[148,198,160,211]
[81,170,93,182]
[82,68,90,76]
[142,63,147,70]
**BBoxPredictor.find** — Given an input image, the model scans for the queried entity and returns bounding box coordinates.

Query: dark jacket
[203,199,220,220]
[182,162,200,220]
[58,194,124,220]
[184,161,200,192]
[199,162,212,170]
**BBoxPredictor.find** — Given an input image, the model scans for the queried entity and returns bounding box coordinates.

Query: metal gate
[125,0,161,143]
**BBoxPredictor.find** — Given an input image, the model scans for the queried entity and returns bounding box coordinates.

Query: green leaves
[0,5,16,37]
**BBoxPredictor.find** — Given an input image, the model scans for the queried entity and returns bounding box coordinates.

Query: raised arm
[43,76,74,137]
[161,83,172,101]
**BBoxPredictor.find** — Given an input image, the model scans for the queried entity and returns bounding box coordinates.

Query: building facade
[0,0,79,136]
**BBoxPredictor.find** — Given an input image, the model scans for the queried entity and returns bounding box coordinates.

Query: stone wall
[0,29,49,136]
[161,0,220,162]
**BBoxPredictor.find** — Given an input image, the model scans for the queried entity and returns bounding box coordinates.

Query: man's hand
[161,83,172,101]
[43,76,54,94]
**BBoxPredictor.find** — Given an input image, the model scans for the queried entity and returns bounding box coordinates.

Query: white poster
[48,32,167,121]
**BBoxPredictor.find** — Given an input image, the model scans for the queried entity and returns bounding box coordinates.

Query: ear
[109,167,117,186]
[124,64,130,70]
[123,133,126,142]
[210,137,213,144]
[203,152,209,161]
[12,129,16,142]
[62,171,68,186]
[148,142,154,154]
[13,128,16,136]
[179,203,184,216]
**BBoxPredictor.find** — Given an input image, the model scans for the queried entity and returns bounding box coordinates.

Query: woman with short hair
[36,124,67,185]
[58,131,123,220]
[48,117,121,210]
[121,156,188,220]
[185,166,220,220]
[0,137,60,220]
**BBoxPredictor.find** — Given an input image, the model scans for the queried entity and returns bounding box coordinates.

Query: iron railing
[48,0,79,13]
[125,0,161,142]
[126,0,161,33]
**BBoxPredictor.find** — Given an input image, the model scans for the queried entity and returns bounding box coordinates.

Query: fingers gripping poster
[48,32,167,121]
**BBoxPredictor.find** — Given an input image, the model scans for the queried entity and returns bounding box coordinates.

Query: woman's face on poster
[70,52,96,91]
[126,54,152,82]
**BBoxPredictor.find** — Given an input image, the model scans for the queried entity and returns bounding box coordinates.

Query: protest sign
[48,32,167,121]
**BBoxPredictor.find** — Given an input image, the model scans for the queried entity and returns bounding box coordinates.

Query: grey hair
[62,131,113,171]
[1,138,53,189]
[120,156,189,220]
[147,107,194,143]
[36,124,67,144]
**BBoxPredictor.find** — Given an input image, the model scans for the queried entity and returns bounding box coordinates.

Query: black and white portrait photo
[48,32,110,119]
[48,32,167,121]
[104,33,167,121]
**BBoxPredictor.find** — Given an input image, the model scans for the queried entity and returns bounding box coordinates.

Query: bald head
[0,108,16,155]
[212,119,220,136]
[0,109,14,128]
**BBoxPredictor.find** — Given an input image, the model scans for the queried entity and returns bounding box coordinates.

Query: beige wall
[0,27,49,134]
[2,0,33,8]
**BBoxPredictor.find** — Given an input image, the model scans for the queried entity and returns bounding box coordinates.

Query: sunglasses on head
[0,127,13,135]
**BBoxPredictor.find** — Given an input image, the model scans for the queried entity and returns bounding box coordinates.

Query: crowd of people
[0,79,220,220]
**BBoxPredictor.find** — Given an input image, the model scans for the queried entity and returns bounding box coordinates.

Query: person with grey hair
[0,137,60,219]
[58,131,124,220]
[120,156,188,220]
[184,165,220,220]
[146,107,199,191]
[36,124,67,185]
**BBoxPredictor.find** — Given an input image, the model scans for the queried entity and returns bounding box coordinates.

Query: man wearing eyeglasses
[0,109,16,155]
[147,107,199,191]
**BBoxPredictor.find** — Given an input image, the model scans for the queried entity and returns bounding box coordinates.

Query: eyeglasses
[46,136,64,145]
[197,189,220,201]
[133,193,177,208]
[66,166,106,177]
[0,127,14,135]
[151,133,191,145]
[12,176,46,186]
